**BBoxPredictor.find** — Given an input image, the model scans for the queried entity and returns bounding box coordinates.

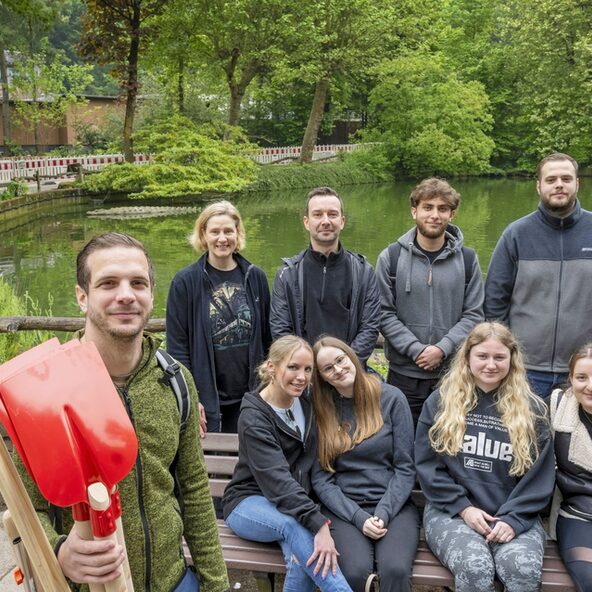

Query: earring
[270,373,275,384]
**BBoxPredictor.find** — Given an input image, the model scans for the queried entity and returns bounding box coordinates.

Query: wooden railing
[0,316,165,334]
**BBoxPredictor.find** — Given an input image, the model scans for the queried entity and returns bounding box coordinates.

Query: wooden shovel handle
[0,438,69,592]
[114,515,134,591]
[3,509,41,592]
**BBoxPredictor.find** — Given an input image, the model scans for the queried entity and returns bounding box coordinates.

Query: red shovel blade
[0,338,63,474]
[0,340,138,507]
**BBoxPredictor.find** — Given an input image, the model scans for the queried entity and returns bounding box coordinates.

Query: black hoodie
[222,390,327,533]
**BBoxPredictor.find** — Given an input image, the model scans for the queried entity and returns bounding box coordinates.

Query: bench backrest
[201,432,239,498]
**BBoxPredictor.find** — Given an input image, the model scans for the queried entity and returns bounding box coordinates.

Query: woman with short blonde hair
[166,199,270,433]
[416,322,555,592]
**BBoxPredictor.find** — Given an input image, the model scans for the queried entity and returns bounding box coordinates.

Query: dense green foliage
[4,0,592,176]
[367,52,494,176]
[2,178,29,199]
[84,116,259,198]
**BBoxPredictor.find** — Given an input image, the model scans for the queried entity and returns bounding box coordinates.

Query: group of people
[12,150,592,592]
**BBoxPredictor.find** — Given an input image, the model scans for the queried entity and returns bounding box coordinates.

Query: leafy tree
[493,0,592,168]
[293,0,439,163]
[368,52,494,176]
[158,0,296,128]
[0,0,57,148]
[84,115,259,198]
[10,52,92,153]
[78,0,168,161]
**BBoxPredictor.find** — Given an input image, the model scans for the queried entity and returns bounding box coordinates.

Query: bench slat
[205,456,238,476]
[209,479,227,498]
[201,433,240,453]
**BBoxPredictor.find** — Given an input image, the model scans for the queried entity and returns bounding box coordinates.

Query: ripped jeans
[225,495,352,592]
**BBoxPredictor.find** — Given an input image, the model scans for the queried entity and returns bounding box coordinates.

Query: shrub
[2,178,29,199]
[84,115,259,199]
[245,149,392,193]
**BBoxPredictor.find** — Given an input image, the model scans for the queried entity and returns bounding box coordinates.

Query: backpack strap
[387,242,402,303]
[156,349,191,432]
[388,242,475,302]
[461,246,476,290]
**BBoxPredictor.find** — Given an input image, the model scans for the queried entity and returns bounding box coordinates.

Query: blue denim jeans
[225,496,353,592]
[526,369,568,400]
[173,567,200,591]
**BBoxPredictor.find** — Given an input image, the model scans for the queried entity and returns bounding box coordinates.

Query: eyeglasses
[321,354,349,376]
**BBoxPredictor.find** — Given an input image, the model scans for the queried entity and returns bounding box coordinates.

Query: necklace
[269,400,302,438]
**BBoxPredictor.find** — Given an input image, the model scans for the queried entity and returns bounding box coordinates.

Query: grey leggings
[424,504,545,592]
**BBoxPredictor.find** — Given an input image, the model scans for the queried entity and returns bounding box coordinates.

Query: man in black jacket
[270,187,380,365]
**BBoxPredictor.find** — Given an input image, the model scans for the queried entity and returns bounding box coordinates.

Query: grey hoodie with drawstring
[376,224,484,379]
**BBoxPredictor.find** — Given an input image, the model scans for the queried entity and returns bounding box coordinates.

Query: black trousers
[324,502,419,592]
[387,369,441,430]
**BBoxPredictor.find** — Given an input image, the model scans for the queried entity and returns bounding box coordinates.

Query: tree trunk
[123,8,141,163]
[227,83,243,127]
[300,78,330,164]
[32,80,40,155]
[0,48,11,147]
[177,55,185,114]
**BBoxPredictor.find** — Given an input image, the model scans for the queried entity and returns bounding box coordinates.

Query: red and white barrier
[252,143,361,164]
[0,144,365,183]
[0,153,152,184]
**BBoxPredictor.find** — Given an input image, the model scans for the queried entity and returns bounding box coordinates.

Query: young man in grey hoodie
[376,178,484,426]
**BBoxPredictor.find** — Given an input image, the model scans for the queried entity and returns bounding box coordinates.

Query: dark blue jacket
[166,253,271,431]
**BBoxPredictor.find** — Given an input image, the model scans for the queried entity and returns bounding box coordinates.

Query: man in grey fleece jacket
[485,152,592,399]
[376,178,484,426]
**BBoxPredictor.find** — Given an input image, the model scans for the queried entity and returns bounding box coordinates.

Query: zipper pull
[428,268,433,286]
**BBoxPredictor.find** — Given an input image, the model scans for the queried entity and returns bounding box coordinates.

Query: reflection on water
[1,178,591,317]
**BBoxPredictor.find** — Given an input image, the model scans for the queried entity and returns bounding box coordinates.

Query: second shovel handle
[73,519,105,592]
[88,483,133,592]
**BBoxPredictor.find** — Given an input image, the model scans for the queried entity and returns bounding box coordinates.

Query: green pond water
[2,178,591,318]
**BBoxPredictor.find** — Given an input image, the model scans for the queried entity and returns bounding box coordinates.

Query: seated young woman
[222,335,353,592]
[415,321,555,592]
[311,336,418,592]
[550,343,592,592]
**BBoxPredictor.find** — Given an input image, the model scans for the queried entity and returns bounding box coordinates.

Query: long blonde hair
[312,337,383,472]
[429,322,545,476]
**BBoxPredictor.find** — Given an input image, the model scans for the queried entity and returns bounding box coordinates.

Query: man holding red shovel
[15,233,229,592]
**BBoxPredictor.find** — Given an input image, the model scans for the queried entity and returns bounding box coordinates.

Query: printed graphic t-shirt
[207,263,252,404]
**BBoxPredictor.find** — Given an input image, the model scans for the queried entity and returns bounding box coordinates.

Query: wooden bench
[198,432,576,591]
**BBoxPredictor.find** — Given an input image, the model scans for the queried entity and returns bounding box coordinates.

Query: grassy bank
[245,148,393,192]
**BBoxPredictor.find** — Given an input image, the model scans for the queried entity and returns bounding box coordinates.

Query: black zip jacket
[166,253,271,431]
[270,246,380,365]
[222,390,328,533]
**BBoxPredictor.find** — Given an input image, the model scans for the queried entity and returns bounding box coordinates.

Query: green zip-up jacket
[14,334,229,592]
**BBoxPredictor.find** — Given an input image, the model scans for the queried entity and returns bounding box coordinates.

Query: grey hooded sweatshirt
[376,224,484,379]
